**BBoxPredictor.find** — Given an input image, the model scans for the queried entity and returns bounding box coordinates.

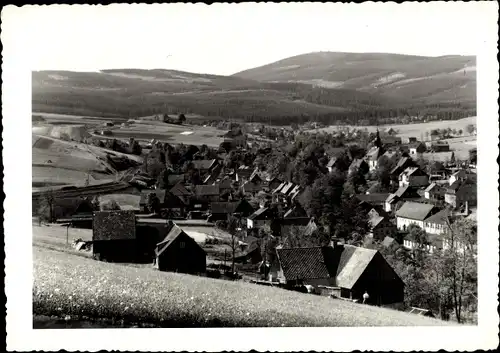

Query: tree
[465,124,475,135]
[468,148,477,165]
[458,129,463,136]
[441,218,477,323]
[146,193,161,214]
[376,155,396,190]
[177,113,187,124]
[36,191,56,223]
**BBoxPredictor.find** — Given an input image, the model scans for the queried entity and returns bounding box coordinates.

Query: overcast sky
[4,2,496,75]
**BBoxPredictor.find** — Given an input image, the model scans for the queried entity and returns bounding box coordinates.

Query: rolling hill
[32,52,476,125]
[233,52,476,105]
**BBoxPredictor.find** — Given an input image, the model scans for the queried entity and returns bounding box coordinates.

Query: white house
[395,201,437,231]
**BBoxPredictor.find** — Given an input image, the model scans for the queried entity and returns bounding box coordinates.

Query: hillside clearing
[33,246,450,327]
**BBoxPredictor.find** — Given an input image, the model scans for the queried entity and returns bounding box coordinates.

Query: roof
[281,182,295,195]
[382,150,398,160]
[191,159,216,170]
[424,183,442,193]
[210,201,239,214]
[401,167,427,177]
[155,223,200,256]
[284,204,308,219]
[327,157,338,168]
[248,207,270,220]
[349,158,367,170]
[92,210,136,241]
[382,236,396,247]
[167,174,185,186]
[336,245,378,289]
[139,189,167,205]
[272,182,287,194]
[170,182,192,198]
[390,157,415,175]
[281,217,312,226]
[395,201,435,221]
[195,184,220,196]
[276,247,331,281]
[356,193,390,204]
[368,213,386,229]
[424,209,451,226]
[242,181,261,193]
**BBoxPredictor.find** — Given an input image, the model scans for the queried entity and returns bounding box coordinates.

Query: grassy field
[33,245,450,327]
[312,116,477,138]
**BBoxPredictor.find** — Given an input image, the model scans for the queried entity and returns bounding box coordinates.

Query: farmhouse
[385,185,420,213]
[424,183,446,201]
[194,184,220,203]
[191,159,219,173]
[92,210,141,262]
[272,243,405,305]
[368,211,397,241]
[139,190,187,217]
[208,199,255,221]
[423,209,450,235]
[399,167,429,188]
[155,223,206,274]
[365,146,385,171]
[445,180,477,209]
[247,207,274,229]
[426,141,450,152]
[390,156,417,180]
[395,201,438,231]
[267,177,283,191]
[408,142,427,157]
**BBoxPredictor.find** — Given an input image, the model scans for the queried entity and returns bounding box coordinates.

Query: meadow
[33,245,450,328]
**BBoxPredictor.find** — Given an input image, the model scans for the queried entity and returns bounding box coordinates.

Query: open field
[310,116,477,138]
[32,131,142,187]
[97,120,226,147]
[33,245,449,327]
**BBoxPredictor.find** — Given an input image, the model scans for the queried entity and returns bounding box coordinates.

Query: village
[33,118,478,323]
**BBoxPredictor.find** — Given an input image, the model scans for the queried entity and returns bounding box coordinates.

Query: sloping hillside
[33,245,449,327]
[233,52,476,104]
[32,69,407,120]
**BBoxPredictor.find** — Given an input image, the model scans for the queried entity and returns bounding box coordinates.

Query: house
[169,182,193,205]
[426,141,450,152]
[381,236,398,249]
[445,180,477,209]
[356,193,391,207]
[368,211,397,241]
[449,169,468,185]
[247,207,273,229]
[223,129,247,148]
[348,159,369,176]
[267,177,283,191]
[390,156,417,180]
[208,199,254,221]
[241,181,262,197]
[272,243,405,305]
[399,167,429,188]
[402,137,418,144]
[236,166,254,182]
[380,150,399,164]
[408,142,427,157]
[403,232,443,254]
[194,184,220,203]
[395,201,437,231]
[423,209,450,235]
[280,205,312,240]
[92,210,140,262]
[167,174,185,187]
[155,223,206,274]
[233,240,262,264]
[191,159,218,174]
[424,183,446,201]
[365,146,385,171]
[385,185,421,212]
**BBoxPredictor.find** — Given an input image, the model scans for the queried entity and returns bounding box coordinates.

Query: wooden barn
[92,210,138,263]
[155,223,206,275]
[272,242,405,306]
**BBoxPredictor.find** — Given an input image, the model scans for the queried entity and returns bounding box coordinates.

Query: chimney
[329,237,344,250]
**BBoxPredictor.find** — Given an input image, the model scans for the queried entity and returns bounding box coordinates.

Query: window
[179,242,186,249]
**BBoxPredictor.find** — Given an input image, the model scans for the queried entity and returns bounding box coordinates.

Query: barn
[155,223,207,275]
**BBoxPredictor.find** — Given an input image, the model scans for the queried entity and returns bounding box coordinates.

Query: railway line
[32,181,132,200]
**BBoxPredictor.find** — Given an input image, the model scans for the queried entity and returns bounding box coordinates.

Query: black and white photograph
[3,2,499,351]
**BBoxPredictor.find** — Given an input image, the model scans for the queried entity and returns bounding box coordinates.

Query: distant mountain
[32,69,407,121]
[233,52,476,105]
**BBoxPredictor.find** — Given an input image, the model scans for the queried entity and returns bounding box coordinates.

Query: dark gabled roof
[155,223,202,256]
[248,207,271,220]
[390,156,415,175]
[424,209,451,225]
[276,247,331,281]
[93,210,136,241]
[401,167,428,177]
[217,177,232,189]
[167,174,185,186]
[195,184,220,196]
[281,217,311,226]
[170,182,192,197]
[242,181,261,193]
[210,201,239,214]
[139,189,167,205]
[349,158,368,170]
[356,193,391,204]
[395,201,435,221]
[284,204,308,219]
[366,146,384,160]
[192,159,216,170]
